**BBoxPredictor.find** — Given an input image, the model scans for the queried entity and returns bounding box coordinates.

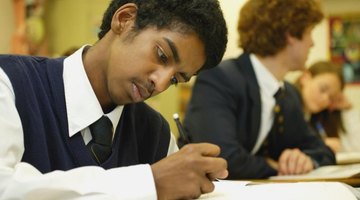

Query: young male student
[0,0,228,199]
[182,0,336,179]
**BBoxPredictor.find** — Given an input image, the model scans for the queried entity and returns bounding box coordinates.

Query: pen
[173,113,220,182]
[173,113,190,144]
[316,121,326,138]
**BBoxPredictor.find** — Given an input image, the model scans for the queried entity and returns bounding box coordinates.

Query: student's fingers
[181,143,228,180]
[287,150,314,175]
[181,143,221,157]
[278,149,291,174]
[206,169,228,180]
[180,175,213,200]
[279,148,303,175]
[303,161,314,173]
[287,149,302,174]
[294,153,307,174]
[181,174,216,199]
[200,175,216,194]
[301,156,314,174]
[151,148,220,200]
[279,149,314,175]
[204,157,228,180]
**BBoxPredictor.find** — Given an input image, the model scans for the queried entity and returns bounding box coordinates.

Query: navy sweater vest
[0,55,170,173]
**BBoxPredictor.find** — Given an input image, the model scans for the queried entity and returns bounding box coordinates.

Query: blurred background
[1,0,359,138]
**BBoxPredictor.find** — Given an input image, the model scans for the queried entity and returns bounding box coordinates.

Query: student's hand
[277,148,313,175]
[324,137,342,153]
[329,93,352,111]
[151,143,228,200]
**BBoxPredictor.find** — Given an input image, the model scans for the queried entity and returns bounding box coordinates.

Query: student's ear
[286,32,297,45]
[111,3,138,34]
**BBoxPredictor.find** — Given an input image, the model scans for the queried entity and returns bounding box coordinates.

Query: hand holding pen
[172,113,224,182]
[151,142,228,199]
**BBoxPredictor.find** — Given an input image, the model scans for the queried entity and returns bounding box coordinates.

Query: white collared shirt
[0,46,178,199]
[250,54,283,154]
[63,46,123,144]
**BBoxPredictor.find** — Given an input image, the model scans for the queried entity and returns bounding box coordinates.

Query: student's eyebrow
[164,37,180,64]
[163,37,191,82]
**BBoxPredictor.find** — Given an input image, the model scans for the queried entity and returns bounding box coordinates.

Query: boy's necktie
[87,116,113,164]
[272,87,285,135]
[259,87,286,157]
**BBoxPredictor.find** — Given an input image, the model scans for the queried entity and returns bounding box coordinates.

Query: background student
[295,61,360,152]
[182,0,335,179]
[0,0,228,199]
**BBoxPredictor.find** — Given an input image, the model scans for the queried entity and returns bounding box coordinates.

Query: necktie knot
[89,116,113,146]
[87,116,113,164]
[274,87,285,101]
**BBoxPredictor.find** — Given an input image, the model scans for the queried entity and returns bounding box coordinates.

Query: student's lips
[132,82,151,101]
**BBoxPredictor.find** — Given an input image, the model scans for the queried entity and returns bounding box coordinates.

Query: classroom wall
[44,0,108,56]
[0,0,15,54]
[322,0,360,109]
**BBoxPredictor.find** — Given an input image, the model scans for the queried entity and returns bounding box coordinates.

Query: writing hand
[151,143,228,200]
[278,148,313,175]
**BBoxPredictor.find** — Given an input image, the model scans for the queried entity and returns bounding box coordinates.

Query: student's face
[287,27,314,71]
[107,28,205,105]
[301,73,342,113]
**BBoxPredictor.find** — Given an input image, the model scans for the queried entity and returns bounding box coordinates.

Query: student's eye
[170,76,178,86]
[157,46,168,64]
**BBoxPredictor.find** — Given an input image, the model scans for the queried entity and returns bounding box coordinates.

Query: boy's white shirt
[249,54,282,154]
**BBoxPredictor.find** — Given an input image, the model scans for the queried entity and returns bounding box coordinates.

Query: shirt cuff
[104,164,157,199]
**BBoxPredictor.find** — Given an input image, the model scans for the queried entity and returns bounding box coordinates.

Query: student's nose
[150,68,175,93]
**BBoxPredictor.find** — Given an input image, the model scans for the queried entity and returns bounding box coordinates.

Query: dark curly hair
[238,0,323,56]
[98,0,228,72]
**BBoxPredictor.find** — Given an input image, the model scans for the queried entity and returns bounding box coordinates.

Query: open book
[199,180,358,200]
[269,163,360,181]
[337,152,360,165]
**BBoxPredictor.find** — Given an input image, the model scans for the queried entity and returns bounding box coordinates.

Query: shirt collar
[63,45,123,137]
[250,54,283,97]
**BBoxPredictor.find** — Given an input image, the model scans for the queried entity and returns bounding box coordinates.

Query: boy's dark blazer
[183,53,335,179]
